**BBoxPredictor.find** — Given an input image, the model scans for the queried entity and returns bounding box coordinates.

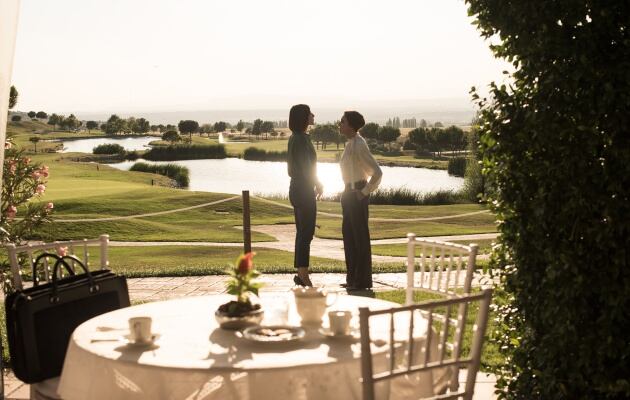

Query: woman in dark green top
[287,104,323,287]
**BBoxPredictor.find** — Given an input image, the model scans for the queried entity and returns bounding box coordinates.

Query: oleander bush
[467,0,630,398]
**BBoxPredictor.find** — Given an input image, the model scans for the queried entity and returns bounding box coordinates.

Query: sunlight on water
[110,158,463,196]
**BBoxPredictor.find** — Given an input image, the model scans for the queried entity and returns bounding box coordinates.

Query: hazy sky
[11,0,509,114]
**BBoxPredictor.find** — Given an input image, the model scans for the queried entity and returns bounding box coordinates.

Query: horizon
[10,96,477,125]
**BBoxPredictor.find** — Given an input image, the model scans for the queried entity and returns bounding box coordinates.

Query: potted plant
[215,252,264,329]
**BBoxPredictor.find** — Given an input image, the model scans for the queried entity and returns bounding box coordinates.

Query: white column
[0,0,21,205]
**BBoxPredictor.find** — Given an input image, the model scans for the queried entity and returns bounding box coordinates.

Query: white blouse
[339,134,383,195]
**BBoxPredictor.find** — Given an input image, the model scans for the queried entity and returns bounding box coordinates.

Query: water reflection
[109,158,463,196]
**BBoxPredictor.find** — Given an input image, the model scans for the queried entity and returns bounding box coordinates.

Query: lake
[58,136,463,195]
[109,158,463,196]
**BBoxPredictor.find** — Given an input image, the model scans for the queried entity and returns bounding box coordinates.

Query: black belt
[345,180,367,191]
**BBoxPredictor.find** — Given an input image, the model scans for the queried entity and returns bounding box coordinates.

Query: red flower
[237,252,255,275]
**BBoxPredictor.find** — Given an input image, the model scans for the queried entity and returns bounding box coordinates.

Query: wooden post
[242,190,251,253]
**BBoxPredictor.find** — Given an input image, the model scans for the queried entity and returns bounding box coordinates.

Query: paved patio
[2,273,498,399]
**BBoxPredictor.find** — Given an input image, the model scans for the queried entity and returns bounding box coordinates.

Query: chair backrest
[406,233,478,304]
[359,289,492,400]
[5,234,110,290]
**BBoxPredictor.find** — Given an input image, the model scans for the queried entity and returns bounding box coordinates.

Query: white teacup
[293,287,337,325]
[328,310,353,335]
[129,317,153,343]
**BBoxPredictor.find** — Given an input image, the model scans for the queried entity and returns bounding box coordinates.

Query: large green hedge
[466,1,630,399]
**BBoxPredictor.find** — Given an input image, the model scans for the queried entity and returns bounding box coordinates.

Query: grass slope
[372,239,496,257]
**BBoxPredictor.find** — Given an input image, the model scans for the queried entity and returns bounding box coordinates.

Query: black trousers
[341,189,372,288]
[289,180,316,269]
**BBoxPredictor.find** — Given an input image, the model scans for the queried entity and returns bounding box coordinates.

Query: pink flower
[39,166,50,178]
[36,184,46,194]
[31,170,41,179]
[56,246,68,257]
[23,157,31,165]
[4,142,12,149]
[7,160,17,174]
[237,252,256,275]
[5,205,17,220]
[46,202,54,210]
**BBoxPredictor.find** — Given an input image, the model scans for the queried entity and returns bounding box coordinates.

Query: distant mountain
[76,98,476,126]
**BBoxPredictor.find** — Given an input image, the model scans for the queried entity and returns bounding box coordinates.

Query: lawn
[372,239,496,257]
[21,153,495,242]
[100,246,403,277]
[315,203,496,239]
[376,289,503,372]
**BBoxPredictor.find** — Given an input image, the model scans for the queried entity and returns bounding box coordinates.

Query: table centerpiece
[215,252,264,330]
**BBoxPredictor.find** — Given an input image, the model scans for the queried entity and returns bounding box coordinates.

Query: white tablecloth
[58,293,446,400]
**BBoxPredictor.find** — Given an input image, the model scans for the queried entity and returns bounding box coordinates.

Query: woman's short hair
[343,111,365,132]
[289,104,311,132]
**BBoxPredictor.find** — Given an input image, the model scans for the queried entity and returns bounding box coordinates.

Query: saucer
[122,334,160,347]
[241,325,305,343]
[318,327,359,339]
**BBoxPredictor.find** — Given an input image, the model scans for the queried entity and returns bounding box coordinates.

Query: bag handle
[32,253,76,286]
[50,255,98,303]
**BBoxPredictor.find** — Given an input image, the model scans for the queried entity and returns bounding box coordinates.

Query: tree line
[407,125,468,156]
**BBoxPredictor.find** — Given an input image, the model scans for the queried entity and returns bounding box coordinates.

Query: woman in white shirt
[338,111,382,290]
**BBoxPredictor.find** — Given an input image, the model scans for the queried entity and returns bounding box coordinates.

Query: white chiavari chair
[359,289,492,400]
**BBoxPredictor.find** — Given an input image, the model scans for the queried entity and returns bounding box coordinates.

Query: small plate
[318,327,360,339]
[241,325,305,343]
[122,334,161,347]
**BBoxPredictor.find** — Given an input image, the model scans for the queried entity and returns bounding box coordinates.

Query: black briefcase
[5,254,130,383]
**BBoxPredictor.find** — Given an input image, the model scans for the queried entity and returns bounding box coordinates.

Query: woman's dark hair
[289,104,311,132]
[343,111,365,132]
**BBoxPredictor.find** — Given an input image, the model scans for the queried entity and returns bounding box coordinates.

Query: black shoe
[346,286,372,291]
[294,275,313,287]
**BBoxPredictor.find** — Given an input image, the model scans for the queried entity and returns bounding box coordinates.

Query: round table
[58,293,444,399]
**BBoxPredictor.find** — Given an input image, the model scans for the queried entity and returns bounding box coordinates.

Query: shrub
[243,147,288,161]
[130,162,189,187]
[162,130,180,143]
[1,148,54,293]
[468,0,630,398]
[143,144,227,161]
[93,143,125,155]
[323,188,467,205]
[402,140,416,150]
[125,151,140,161]
[11,115,21,122]
[447,157,466,177]
[461,158,484,202]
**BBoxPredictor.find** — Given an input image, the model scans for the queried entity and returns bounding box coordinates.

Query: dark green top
[287,131,318,185]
